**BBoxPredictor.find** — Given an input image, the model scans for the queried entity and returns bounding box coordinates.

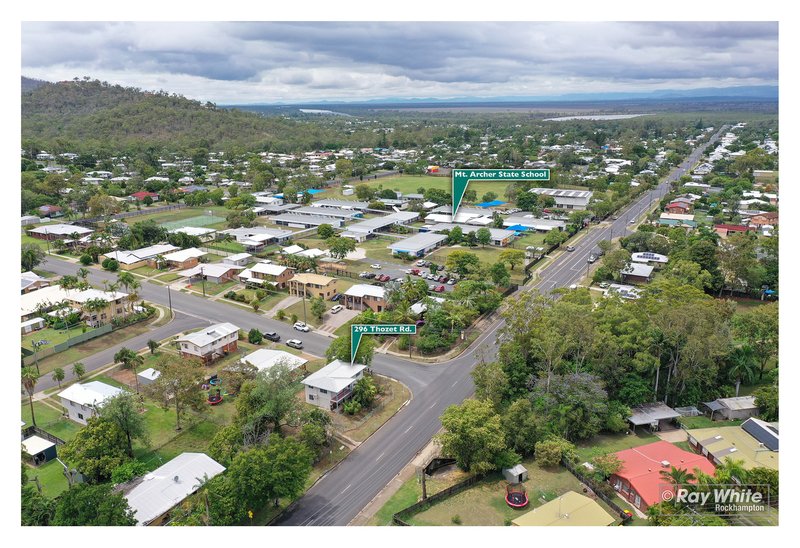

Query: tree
[310,296,326,320]
[87,193,120,218]
[501,399,543,455]
[326,235,357,260]
[531,373,609,441]
[111,460,149,484]
[471,360,509,410]
[726,345,757,397]
[22,474,55,525]
[51,367,65,389]
[445,250,481,277]
[114,347,144,394]
[317,223,335,239]
[21,243,46,271]
[543,230,569,247]
[335,158,354,178]
[475,227,492,247]
[589,453,623,480]
[665,259,713,290]
[248,328,263,345]
[72,362,86,380]
[534,436,575,467]
[236,363,301,437]
[489,262,510,287]
[447,225,463,245]
[753,383,778,421]
[660,465,696,488]
[498,248,525,271]
[352,375,379,408]
[733,302,778,380]
[101,258,119,271]
[355,184,376,201]
[326,331,376,365]
[147,339,159,354]
[235,435,313,508]
[21,366,40,427]
[52,483,136,526]
[437,399,513,474]
[98,392,150,458]
[59,417,129,483]
[145,354,207,431]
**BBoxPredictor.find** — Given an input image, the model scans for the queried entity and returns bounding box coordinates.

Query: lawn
[204,240,247,254]
[155,272,182,283]
[21,233,51,251]
[186,279,239,296]
[345,174,516,204]
[328,376,411,442]
[22,325,101,353]
[33,318,159,376]
[26,459,70,499]
[355,236,400,264]
[406,459,621,526]
[130,265,166,277]
[370,476,422,525]
[279,299,322,327]
[677,416,742,429]
[123,205,230,227]
[21,400,82,442]
[573,431,659,462]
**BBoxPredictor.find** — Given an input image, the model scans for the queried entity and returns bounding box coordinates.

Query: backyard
[326,375,411,443]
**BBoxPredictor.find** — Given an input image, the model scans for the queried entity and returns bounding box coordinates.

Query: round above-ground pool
[506,484,529,509]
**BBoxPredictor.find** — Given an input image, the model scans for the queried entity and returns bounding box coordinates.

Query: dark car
[264,331,280,342]
[331,293,342,302]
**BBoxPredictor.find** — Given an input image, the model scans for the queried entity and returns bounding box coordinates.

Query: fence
[23,323,113,366]
[22,426,65,446]
[562,457,633,523]
[392,474,484,525]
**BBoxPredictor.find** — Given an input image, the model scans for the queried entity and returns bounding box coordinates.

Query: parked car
[434,285,445,292]
[264,331,280,342]
[411,269,420,276]
[587,254,597,263]
[438,275,449,283]
[598,282,610,289]
[286,339,303,349]
[447,279,456,285]
[358,271,369,278]
[293,321,310,332]
[569,284,578,290]
[415,260,427,267]
[566,245,576,252]
[330,305,343,314]
[404,269,414,274]
[429,284,437,291]
[370,263,381,269]
[363,272,376,279]
[379,274,391,282]
[331,293,342,302]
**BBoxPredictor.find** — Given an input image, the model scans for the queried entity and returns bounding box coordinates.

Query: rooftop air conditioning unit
[661,460,671,468]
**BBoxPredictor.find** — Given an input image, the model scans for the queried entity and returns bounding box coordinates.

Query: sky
[21,21,779,104]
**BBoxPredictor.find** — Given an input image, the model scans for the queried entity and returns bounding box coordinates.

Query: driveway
[318,307,359,334]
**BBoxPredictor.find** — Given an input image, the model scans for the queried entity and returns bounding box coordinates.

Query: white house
[240,348,307,373]
[223,252,253,267]
[175,323,239,364]
[631,252,669,265]
[302,360,367,411]
[58,381,124,425]
[121,453,226,526]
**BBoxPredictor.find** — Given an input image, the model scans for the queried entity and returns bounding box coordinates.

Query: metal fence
[23,323,113,367]
[392,474,484,525]
[562,457,633,523]
[22,426,65,446]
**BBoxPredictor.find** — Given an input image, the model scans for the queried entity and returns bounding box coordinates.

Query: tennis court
[160,214,223,230]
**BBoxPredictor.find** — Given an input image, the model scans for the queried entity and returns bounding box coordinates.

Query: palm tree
[58,275,79,291]
[147,339,159,354]
[72,362,86,380]
[77,267,90,282]
[126,279,141,315]
[715,458,749,485]
[51,368,65,389]
[114,347,144,393]
[82,297,109,326]
[21,367,40,427]
[728,345,757,397]
[660,466,696,489]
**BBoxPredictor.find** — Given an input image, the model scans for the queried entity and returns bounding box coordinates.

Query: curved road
[39,126,726,526]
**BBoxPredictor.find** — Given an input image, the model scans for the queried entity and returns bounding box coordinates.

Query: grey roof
[703,400,725,412]
[388,232,448,253]
[347,211,420,233]
[425,223,516,241]
[621,262,654,278]
[272,213,344,227]
[312,198,369,210]
[529,188,592,199]
[741,418,779,451]
[293,206,361,219]
[302,360,366,392]
[628,402,681,426]
[717,395,758,411]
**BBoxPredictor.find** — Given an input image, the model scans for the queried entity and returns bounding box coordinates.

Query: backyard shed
[503,464,528,484]
[22,435,58,465]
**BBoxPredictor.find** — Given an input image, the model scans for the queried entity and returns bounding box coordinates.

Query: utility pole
[201,266,206,297]
[167,285,173,317]
[302,288,308,324]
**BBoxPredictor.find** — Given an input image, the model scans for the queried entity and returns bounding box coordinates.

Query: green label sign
[351,324,416,364]
[452,169,550,216]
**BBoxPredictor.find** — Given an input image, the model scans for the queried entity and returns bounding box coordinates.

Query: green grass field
[123,205,229,227]
[573,431,659,462]
[23,325,101,353]
[341,174,519,203]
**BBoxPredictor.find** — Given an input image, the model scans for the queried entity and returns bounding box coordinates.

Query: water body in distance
[543,114,653,121]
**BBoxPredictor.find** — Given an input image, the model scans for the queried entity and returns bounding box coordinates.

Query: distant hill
[21,78,329,152]
[21,76,49,93]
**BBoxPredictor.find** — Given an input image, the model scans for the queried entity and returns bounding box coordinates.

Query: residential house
[175,322,239,364]
[529,188,593,210]
[178,263,244,284]
[388,232,448,258]
[240,348,307,374]
[511,491,615,526]
[703,396,759,421]
[665,202,691,215]
[288,273,339,300]
[610,441,716,510]
[687,418,779,471]
[302,359,366,411]
[129,191,159,202]
[58,381,124,425]
[343,284,386,312]
[120,453,226,526]
[38,205,63,218]
[714,224,753,239]
[27,224,94,241]
[749,211,778,228]
[66,288,129,327]
[168,226,217,241]
[21,271,50,294]
[162,247,206,269]
[100,244,180,270]
[620,263,654,284]
[630,252,669,265]
[223,253,252,267]
[241,262,294,288]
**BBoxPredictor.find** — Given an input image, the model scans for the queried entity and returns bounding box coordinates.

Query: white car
[286,339,303,350]
[330,305,343,314]
[569,284,578,290]
[293,321,310,332]
[370,263,381,269]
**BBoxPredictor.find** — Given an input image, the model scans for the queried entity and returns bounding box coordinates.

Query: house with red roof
[130,191,160,202]
[665,202,691,215]
[714,224,753,239]
[609,440,716,510]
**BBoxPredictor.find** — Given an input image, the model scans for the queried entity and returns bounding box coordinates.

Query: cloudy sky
[21,21,778,104]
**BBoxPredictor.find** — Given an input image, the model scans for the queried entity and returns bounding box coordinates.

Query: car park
[264,331,280,342]
[293,321,310,332]
[286,339,303,349]
[330,305,343,314]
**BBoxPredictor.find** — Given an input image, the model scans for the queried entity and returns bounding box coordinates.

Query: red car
[434,285,445,292]
[411,269,421,276]
[380,274,391,282]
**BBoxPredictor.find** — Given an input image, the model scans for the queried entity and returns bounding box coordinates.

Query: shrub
[397,334,410,351]
[248,328,263,345]
[343,400,362,415]
[111,460,148,484]
[451,515,462,525]
[255,289,267,300]
[290,313,298,324]
[224,291,237,299]
[101,258,119,271]
[534,437,576,467]
[79,254,93,265]
[276,309,286,321]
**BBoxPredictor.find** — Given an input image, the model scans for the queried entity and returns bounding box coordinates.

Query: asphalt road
[38,126,726,526]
